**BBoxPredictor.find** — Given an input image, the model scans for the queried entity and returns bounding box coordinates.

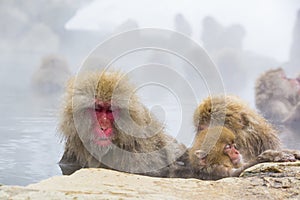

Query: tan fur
[282,102,300,128]
[193,95,281,162]
[189,125,300,180]
[189,127,235,167]
[59,70,187,177]
[255,68,300,122]
[189,127,246,180]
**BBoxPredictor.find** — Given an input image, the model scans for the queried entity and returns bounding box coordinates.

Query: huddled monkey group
[58,70,300,180]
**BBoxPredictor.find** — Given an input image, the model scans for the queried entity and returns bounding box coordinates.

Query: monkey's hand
[282,149,300,160]
[257,149,297,163]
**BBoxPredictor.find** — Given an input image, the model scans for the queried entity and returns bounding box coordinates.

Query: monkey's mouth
[94,137,113,146]
[231,157,242,166]
[93,127,114,147]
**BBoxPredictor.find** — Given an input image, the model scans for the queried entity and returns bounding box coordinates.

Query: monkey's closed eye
[224,144,230,150]
[95,106,104,112]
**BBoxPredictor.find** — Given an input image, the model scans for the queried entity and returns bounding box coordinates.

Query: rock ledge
[1,162,300,199]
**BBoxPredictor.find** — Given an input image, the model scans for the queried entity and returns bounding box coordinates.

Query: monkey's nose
[99,122,110,130]
[232,148,239,154]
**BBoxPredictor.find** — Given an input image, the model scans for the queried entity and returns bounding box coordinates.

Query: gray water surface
[0,94,63,186]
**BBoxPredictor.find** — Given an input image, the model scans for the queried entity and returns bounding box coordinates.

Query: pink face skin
[280,72,300,94]
[90,100,120,147]
[297,77,300,94]
[223,144,241,166]
[289,78,300,94]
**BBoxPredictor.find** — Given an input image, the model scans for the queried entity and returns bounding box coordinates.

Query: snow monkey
[255,68,300,123]
[190,127,255,180]
[58,70,188,177]
[189,127,300,180]
[193,95,281,162]
[31,54,71,95]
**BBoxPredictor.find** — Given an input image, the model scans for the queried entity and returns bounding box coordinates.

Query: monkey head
[190,127,243,170]
[222,143,241,167]
[276,68,300,96]
[193,95,248,132]
[256,68,300,101]
[61,71,155,160]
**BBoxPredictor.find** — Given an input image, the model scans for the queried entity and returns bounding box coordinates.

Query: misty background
[0,0,299,186]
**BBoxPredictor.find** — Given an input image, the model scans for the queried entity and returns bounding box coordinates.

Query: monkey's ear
[194,150,207,166]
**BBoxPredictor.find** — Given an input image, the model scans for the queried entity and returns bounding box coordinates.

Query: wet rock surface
[1,162,300,200]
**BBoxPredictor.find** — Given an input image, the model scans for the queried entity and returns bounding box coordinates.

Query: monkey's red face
[224,143,242,166]
[291,78,300,94]
[286,77,300,91]
[90,100,119,147]
[280,73,300,94]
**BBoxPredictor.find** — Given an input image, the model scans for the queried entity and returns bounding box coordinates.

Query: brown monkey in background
[58,70,187,177]
[255,68,300,123]
[189,127,299,180]
[31,54,71,95]
[193,95,281,163]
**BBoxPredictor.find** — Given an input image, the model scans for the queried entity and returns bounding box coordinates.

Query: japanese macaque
[31,55,71,95]
[201,16,245,53]
[194,95,281,162]
[174,13,193,37]
[189,127,247,180]
[59,70,187,177]
[189,127,299,180]
[255,68,300,123]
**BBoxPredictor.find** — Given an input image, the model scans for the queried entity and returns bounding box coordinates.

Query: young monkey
[189,126,249,180]
[189,126,298,180]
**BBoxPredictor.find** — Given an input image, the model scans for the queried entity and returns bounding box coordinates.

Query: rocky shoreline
[1,162,300,200]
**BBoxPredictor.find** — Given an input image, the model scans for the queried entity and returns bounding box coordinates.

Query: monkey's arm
[231,149,300,177]
[205,164,251,179]
[230,149,300,177]
[257,149,298,163]
[58,150,83,175]
[229,162,259,177]
[282,149,300,160]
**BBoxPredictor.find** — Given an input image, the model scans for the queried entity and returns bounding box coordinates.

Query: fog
[67,0,299,62]
[0,0,299,186]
